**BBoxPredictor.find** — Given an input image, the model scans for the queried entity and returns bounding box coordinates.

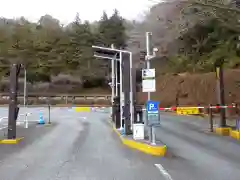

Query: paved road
[0,107,165,180]
[1,107,240,180]
[144,112,240,180]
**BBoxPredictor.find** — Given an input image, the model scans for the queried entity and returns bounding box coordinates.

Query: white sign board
[142,79,156,92]
[133,124,144,140]
[142,68,155,78]
[142,68,156,92]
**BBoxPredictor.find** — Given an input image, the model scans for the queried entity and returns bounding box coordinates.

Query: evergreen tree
[97,10,127,48]
[108,9,127,48]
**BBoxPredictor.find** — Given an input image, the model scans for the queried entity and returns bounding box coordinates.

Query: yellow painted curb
[0,137,24,144]
[75,107,91,112]
[215,127,231,136]
[230,130,240,140]
[112,126,167,157]
[175,112,207,117]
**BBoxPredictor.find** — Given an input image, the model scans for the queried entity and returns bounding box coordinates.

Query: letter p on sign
[149,103,154,110]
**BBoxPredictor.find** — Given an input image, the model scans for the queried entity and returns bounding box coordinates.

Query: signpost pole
[145,32,156,145]
[146,101,159,145]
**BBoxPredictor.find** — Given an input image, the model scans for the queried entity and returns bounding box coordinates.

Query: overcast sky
[0,0,159,24]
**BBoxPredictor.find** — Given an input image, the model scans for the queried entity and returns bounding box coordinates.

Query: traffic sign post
[144,31,158,145]
[146,101,160,145]
[147,101,160,126]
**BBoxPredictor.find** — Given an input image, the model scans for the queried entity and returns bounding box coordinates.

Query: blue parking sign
[147,101,160,113]
[146,101,160,126]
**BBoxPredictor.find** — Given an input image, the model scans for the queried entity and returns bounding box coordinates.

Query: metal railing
[0,112,32,131]
[0,93,111,99]
[0,94,112,105]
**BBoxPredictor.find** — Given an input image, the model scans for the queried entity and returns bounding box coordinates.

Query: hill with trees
[128,0,240,73]
[128,0,240,106]
[0,10,127,93]
[1,0,240,106]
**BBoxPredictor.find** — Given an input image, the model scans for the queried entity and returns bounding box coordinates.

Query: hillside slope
[0,69,239,107]
[138,69,240,107]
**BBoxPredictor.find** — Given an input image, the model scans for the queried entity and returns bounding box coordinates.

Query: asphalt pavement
[0,107,165,180]
[0,107,240,180]
[144,112,240,180]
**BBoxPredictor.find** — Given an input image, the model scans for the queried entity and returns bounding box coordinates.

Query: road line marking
[155,164,173,180]
[0,126,7,130]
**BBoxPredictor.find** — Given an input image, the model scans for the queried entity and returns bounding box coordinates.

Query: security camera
[153,47,158,56]
[153,48,158,52]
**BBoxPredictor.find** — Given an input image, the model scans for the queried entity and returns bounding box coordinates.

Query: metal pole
[129,52,133,130]
[146,32,152,102]
[116,60,121,129]
[111,44,115,104]
[209,104,213,132]
[48,104,51,124]
[120,52,123,130]
[25,113,28,128]
[24,68,26,107]
[122,52,131,135]
[111,57,115,104]
[115,63,118,96]
[146,32,156,145]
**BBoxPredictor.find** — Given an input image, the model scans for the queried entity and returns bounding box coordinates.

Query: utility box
[133,123,144,140]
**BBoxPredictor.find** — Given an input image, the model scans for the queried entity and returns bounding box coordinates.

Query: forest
[0,9,127,90]
[0,0,240,93]
[128,0,240,73]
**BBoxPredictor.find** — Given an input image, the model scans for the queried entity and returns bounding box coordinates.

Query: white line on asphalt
[0,126,7,130]
[155,164,173,180]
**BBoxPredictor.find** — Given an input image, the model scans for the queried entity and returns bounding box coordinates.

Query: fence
[0,94,112,105]
[0,112,32,131]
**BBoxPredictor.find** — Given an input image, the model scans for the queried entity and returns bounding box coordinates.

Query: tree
[108,9,127,48]
[0,11,129,87]
[97,10,127,48]
[97,11,111,46]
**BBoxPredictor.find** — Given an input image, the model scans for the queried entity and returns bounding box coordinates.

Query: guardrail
[0,112,32,131]
[0,94,112,104]
[0,93,111,98]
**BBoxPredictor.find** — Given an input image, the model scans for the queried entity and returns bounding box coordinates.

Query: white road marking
[0,126,7,130]
[79,117,87,120]
[155,164,173,180]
